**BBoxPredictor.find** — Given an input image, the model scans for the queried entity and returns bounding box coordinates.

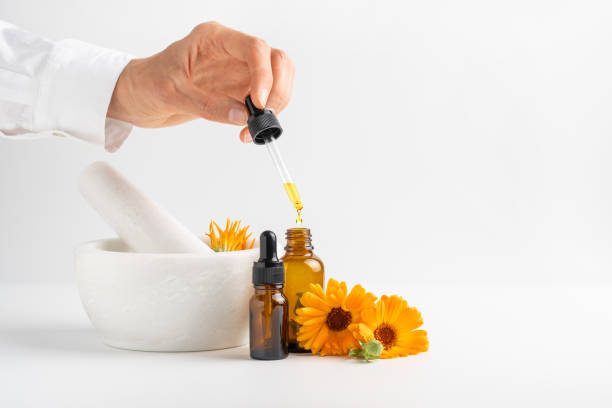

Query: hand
[107,22,295,143]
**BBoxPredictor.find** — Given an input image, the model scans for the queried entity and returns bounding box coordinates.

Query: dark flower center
[374,324,397,349]
[326,307,352,331]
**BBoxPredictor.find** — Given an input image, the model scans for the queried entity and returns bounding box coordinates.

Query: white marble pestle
[78,161,214,254]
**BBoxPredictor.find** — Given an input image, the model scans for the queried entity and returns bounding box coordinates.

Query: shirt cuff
[105,118,132,152]
[35,39,133,151]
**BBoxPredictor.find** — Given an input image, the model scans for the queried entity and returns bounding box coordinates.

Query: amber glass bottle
[249,231,288,360]
[282,228,325,352]
[249,284,288,360]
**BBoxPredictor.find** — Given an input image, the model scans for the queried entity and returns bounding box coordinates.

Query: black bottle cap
[245,95,283,145]
[252,231,285,285]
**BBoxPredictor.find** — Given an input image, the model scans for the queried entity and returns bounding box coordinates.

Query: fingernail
[259,89,269,106]
[229,108,248,124]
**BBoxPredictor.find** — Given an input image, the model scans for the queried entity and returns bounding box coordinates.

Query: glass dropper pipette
[245,96,304,224]
[265,137,303,223]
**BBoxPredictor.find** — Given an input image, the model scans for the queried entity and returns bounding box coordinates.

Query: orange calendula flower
[353,295,429,359]
[207,219,255,252]
[295,279,377,356]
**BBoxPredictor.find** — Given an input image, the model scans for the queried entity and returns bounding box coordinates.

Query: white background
[1,0,612,286]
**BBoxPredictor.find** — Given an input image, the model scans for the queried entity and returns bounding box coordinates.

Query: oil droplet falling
[296,209,303,225]
[284,182,304,225]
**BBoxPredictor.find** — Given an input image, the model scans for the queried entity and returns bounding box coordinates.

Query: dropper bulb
[252,231,285,285]
[259,231,279,263]
[245,95,259,116]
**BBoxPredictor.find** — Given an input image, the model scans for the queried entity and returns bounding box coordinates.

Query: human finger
[240,127,252,143]
[265,48,295,114]
[219,26,273,108]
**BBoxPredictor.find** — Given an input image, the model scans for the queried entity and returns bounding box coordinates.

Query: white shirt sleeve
[0,21,133,152]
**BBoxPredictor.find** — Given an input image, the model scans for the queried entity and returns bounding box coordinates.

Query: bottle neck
[254,284,284,294]
[284,227,314,256]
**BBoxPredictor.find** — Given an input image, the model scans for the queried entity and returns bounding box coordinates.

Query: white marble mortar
[75,237,258,351]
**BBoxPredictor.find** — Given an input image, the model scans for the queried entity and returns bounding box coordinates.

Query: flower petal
[376,295,388,323]
[300,292,331,312]
[300,316,327,327]
[310,325,329,354]
[360,307,377,328]
[396,305,424,331]
[326,279,341,295]
[385,295,406,324]
[309,283,326,299]
[329,293,341,307]
[389,330,429,357]
[350,322,374,343]
[296,307,327,317]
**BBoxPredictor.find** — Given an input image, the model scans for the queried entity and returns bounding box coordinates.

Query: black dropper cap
[252,231,285,285]
[245,95,283,145]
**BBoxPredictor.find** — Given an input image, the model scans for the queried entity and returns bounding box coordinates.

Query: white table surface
[1,282,611,407]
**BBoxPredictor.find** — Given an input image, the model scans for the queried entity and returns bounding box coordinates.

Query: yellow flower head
[353,295,429,359]
[295,279,377,356]
[207,219,255,252]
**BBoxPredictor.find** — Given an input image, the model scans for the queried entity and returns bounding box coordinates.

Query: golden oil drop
[283,182,303,224]
[296,209,302,225]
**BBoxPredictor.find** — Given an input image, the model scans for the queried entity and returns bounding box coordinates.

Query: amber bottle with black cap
[249,231,289,360]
